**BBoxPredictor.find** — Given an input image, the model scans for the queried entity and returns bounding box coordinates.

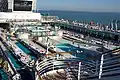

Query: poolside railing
[36,46,120,80]
[36,56,97,80]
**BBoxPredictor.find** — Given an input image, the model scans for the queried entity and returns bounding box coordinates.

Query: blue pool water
[0,68,8,80]
[56,43,86,59]
[56,43,99,60]
[7,51,22,69]
[16,42,36,60]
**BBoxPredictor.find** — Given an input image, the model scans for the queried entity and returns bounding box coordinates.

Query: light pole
[78,62,81,80]
[46,37,49,55]
[99,54,104,79]
[115,20,118,31]
[99,38,104,80]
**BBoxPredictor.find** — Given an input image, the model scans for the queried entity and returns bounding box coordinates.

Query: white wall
[18,33,29,39]
[0,12,41,21]
[32,0,37,11]
[8,0,13,11]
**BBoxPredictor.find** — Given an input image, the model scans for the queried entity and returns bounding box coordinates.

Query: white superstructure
[0,0,41,26]
[8,0,13,11]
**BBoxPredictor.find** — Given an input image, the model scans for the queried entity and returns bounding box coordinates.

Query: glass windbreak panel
[13,0,32,11]
[0,0,8,12]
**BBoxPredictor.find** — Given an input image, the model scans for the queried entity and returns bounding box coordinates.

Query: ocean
[38,10,120,25]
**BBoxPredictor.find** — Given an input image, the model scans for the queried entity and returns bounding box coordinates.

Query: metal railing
[36,56,97,80]
[36,46,120,80]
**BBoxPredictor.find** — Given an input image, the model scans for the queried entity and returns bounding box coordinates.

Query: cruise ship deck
[0,21,120,80]
[0,0,120,79]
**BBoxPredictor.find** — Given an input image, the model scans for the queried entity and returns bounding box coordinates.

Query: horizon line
[37,9,120,13]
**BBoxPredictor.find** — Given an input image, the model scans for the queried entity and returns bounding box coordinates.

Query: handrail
[39,64,66,73]
[103,59,120,66]
[102,47,120,55]
[37,58,97,79]
[102,68,120,73]
[57,58,96,66]
[102,63,120,70]
[103,55,120,62]
[39,66,66,75]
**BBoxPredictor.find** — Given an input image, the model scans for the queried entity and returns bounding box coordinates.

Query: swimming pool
[56,43,86,59]
[0,68,8,80]
[16,42,36,60]
[56,43,98,60]
[7,51,22,69]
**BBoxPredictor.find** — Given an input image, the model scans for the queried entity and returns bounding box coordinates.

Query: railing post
[46,46,49,55]
[99,54,104,79]
[46,37,49,55]
[78,62,81,80]
[53,59,54,71]
[96,60,98,74]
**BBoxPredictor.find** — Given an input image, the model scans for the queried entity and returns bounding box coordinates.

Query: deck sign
[13,0,32,11]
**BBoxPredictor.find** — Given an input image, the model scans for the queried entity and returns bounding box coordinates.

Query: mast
[111,19,114,31]
[32,0,37,11]
[115,20,118,31]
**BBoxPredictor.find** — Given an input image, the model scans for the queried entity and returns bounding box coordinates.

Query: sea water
[39,10,120,25]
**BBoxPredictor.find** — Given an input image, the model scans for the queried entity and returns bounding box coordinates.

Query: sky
[37,0,120,12]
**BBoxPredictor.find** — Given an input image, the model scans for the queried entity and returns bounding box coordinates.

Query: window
[13,0,32,11]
